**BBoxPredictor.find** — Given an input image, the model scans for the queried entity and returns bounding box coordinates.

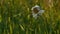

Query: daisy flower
[31,5,45,19]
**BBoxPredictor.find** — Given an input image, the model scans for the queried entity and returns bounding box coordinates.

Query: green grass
[0,0,60,34]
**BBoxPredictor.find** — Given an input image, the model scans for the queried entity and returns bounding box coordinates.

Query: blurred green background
[0,0,60,34]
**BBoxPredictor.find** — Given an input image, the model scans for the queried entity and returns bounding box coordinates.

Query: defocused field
[0,0,60,34]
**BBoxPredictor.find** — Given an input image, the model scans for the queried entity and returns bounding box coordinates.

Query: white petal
[32,13,38,19]
[31,5,40,10]
[39,10,45,14]
[31,7,35,10]
[37,10,44,15]
[34,5,40,8]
